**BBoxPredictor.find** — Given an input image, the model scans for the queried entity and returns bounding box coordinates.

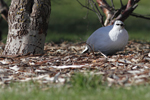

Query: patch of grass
[0,1,150,100]
[47,0,150,42]
[1,0,150,42]
[1,73,150,100]
[70,72,105,90]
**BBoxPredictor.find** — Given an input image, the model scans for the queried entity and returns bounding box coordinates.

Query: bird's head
[113,20,125,29]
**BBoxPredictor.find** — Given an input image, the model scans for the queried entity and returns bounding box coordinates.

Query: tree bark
[96,0,140,26]
[3,0,51,55]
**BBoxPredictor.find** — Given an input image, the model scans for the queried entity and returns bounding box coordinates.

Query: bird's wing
[86,25,113,47]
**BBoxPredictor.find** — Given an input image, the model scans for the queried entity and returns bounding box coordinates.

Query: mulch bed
[0,40,149,86]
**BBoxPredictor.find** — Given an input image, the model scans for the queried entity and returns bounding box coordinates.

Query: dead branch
[96,0,114,26]
[110,0,140,24]
[76,0,104,26]
[131,13,150,20]
[97,0,140,25]
[76,0,94,12]
[0,0,8,22]
[120,0,124,7]
[110,0,115,9]
[89,0,104,26]
[77,0,150,26]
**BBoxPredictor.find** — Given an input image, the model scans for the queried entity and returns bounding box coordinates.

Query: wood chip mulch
[0,40,149,86]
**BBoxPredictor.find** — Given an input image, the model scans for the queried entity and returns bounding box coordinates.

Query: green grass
[1,73,150,100]
[0,1,150,99]
[46,0,150,42]
[1,0,150,43]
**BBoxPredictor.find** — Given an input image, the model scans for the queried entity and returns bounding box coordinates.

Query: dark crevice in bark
[29,0,34,14]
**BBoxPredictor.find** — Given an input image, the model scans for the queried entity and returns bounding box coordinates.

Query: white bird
[82,20,129,55]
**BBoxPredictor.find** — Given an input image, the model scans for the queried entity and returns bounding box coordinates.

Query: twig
[131,13,150,20]
[109,0,140,24]
[0,0,8,22]
[110,0,115,8]
[76,0,104,25]
[54,72,61,83]
[96,0,114,26]
[120,0,124,7]
[89,0,104,26]
[76,0,95,12]
[98,50,107,58]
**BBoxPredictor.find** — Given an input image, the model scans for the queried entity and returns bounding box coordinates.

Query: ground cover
[0,40,149,100]
[0,1,150,100]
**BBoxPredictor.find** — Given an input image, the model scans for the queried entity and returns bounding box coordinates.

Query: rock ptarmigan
[82,20,129,55]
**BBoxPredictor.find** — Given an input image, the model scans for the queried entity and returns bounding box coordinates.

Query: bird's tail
[82,46,89,54]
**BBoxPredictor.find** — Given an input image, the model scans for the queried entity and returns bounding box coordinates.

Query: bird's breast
[108,29,128,48]
[109,29,127,41]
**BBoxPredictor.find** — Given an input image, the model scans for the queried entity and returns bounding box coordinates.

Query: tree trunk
[3,0,51,55]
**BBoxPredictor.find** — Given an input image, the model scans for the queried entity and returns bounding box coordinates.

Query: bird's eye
[120,24,124,26]
[116,23,124,26]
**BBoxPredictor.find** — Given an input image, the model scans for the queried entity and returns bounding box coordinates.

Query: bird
[82,20,129,55]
